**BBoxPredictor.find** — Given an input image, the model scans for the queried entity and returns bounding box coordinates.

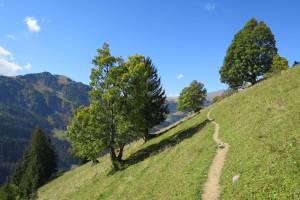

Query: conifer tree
[11,128,57,199]
[141,57,169,140]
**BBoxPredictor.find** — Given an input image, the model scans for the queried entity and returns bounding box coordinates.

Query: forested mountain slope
[0,72,89,183]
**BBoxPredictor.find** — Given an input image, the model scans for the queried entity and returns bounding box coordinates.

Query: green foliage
[220,18,277,88]
[68,44,168,169]
[177,80,207,112]
[67,106,104,163]
[135,57,169,140]
[0,183,19,200]
[265,54,289,78]
[89,44,145,169]
[11,128,57,199]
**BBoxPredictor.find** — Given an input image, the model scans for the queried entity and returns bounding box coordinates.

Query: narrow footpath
[201,110,229,200]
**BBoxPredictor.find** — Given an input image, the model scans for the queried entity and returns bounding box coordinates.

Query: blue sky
[0,0,299,96]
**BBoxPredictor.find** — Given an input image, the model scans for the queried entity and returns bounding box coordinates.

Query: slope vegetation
[211,66,300,199]
[38,110,216,200]
[39,66,300,199]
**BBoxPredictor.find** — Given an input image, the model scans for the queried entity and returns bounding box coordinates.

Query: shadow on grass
[108,119,210,175]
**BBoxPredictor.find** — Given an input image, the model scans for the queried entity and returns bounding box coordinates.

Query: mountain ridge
[0,71,90,183]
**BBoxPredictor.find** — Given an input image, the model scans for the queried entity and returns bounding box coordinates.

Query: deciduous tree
[220,18,277,88]
[265,55,289,77]
[177,80,207,112]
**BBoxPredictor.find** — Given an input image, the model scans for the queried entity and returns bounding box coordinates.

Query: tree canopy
[67,43,168,169]
[140,57,169,140]
[220,18,278,88]
[177,80,207,112]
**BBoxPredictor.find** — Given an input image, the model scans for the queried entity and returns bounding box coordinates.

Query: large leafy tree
[68,44,158,170]
[11,128,57,199]
[220,18,278,88]
[177,80,207,112]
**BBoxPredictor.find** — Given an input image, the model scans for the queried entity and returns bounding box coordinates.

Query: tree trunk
[117,144,125,162]
[143,128,150,141]
[91,158,99,165]
[250,74,257,85]
[110,147,119,170]
[110,146,124,170]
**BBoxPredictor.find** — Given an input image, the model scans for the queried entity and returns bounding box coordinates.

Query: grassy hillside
[211,66,300,199]
[38,66,300,200]
[38,110,216,200]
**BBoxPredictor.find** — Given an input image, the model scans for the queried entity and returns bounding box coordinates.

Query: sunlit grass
[211,66,300,199]
[38,109,216,200]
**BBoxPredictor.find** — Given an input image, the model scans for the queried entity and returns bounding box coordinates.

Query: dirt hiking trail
[201,110,229,200]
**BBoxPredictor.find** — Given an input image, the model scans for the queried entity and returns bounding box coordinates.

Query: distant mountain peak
[0,72,90,183]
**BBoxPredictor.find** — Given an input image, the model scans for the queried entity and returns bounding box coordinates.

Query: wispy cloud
[25,17,40,32]
[177,74,184,79]
[24,63,32,70]
[7,34,15,40]
[0,46,22,76]
[0,46,12,58]
[204,3,216,12]
[0,59,22,76]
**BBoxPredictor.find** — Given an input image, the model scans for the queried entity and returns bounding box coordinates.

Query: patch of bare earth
[201,110,229,200]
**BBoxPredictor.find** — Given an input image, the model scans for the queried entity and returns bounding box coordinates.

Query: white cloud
[0,59,22,76]
[24,63,32,70]
[204,3,216,11]
[177,74,184,79]
[25,17,40,32]
[0,46,14,61]
[7,34,15,40]
[0,46,12,58]
[0,46,22,76]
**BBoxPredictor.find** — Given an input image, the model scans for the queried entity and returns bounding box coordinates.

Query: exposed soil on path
[201,110,229,200]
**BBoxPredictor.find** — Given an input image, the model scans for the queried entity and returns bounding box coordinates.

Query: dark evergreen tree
[142,57,169,140]
[11,128,57,199]
[220,18,278,88]
[0,183,18,200]
[292,61,299,67]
